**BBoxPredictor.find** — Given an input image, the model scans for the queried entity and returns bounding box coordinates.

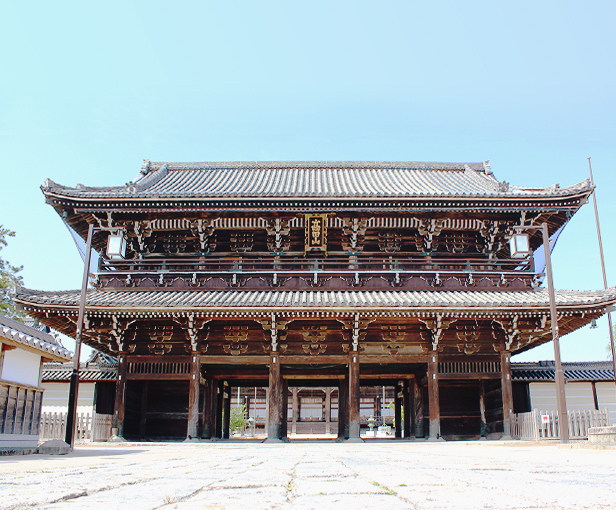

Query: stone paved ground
[0,441,615,510]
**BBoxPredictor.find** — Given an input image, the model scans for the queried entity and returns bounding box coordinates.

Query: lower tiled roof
[512,361,615,382]
[0,315,72,361]
[13,287,616,312]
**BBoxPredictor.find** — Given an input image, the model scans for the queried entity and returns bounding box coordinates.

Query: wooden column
[404,379,414,439]
[414,380,424,438]
[291,387,298,434]
[427,353,441,440]
[324,388,331,434]
[280,379,289,439]
[113,353,128,437]
[267,352,282,440]
[501,351,513,439]
[139,381,148,440]
[202,376,216,439]
[348,352,361,439]
[479,380,487,439]
[187,354,200,439]
[395,381,402,438]
[338,377,349,439]
[222,382,231,439]
[215,381,223,438]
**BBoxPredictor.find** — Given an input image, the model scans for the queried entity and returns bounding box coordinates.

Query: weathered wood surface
[1,380,43,436]
[427,354,440,439]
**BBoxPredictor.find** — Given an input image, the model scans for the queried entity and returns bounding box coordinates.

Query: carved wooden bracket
[190,219,216,252]
[418,314,457,351]
[110,316,137,352]
[336,314,376,351]
[255,314,294,352]
[341,217,369,252]
[415,219,444,253]
[265,218,291,252]
[455,324,481,354]
[132,220,153,253]
[174,314,211,352]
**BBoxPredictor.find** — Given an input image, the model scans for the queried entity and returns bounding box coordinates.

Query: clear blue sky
[1,1,615,362]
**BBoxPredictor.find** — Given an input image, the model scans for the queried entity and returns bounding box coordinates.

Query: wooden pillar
[291,387,298,434]
[395,380,402,438]
[338,377,349,439]
[215,381,223,438]
[187,354,200,439]
[501,351,513,439]
[139,381,148,440]
[404,379,414,439]
[202,376,216,439]
[113,352,128,437]
[414,381,424,437]
[280,379,289,439]
[479,379,487,439]
[348,352,361,439]
[267,352,282,440]
[324,388,331,434]
[427,353,441,440]
[222,382,231,439]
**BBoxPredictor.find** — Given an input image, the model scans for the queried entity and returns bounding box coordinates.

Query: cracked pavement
[1,441,615,509]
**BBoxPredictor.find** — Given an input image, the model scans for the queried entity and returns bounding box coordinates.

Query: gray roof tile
[42,161,592,200]
[13,287,616,312]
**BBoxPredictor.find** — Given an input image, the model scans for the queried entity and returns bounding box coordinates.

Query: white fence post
[40,412,112,442]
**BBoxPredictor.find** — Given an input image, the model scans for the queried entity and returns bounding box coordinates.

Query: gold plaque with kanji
[305,214,328,253]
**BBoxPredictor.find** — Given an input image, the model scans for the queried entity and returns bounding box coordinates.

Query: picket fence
[511,409,610,440]
[39,412,113,442]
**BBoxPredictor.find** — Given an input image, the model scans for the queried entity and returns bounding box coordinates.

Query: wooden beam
[437,373,501,380]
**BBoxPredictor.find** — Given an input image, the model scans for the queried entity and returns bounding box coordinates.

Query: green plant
[229,404,247,433]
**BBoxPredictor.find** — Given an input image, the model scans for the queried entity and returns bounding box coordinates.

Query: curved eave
[13,289,616,315]
[43,188,593,204]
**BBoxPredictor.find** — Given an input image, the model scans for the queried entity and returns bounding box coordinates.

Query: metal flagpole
[587,158,616,386]
[540,223,569,444]
[65,223,94,449]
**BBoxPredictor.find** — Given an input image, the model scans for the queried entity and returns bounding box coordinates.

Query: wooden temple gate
[107,333,514,442]
[14,160,616,442]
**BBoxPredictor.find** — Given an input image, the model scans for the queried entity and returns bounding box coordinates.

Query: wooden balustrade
[39,412,113,442]
[511,409,610,440]
[98,254,533,274]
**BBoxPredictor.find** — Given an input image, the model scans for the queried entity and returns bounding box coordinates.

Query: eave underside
[17,290,611,358]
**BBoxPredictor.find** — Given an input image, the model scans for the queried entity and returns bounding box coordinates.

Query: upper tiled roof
[0,315,72,361]
[512,361,615,382]
[41,161,592,200]
[12,287,616,312]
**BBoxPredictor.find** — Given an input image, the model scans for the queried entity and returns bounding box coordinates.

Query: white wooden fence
[511,409,610,440]
[39,412,113,442]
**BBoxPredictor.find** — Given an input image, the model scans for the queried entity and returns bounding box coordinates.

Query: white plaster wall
[595,382,616,425]
[1,349,41,387]
[41,382,96,415]
[529,382,595,412]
